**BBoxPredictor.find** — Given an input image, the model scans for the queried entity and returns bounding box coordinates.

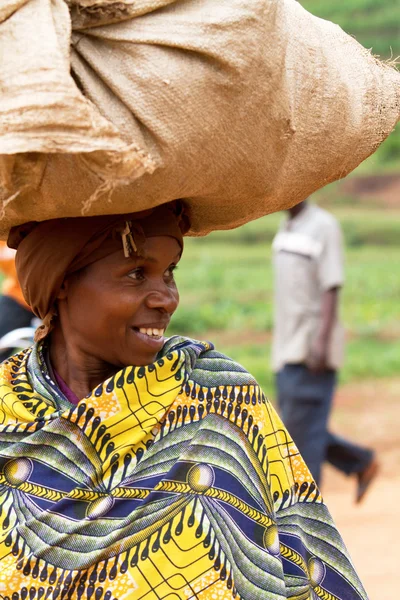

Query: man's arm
[307,286,340,373]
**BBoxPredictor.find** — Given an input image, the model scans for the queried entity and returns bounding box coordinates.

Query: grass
[171,207,400,400]
[196,208,400,248]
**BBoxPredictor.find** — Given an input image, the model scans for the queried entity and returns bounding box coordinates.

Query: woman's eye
[128,268,145,281]
[165,264,178,280]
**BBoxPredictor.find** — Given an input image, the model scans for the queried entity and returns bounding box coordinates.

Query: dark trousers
[276,363,373,486]
[0,295,34,362]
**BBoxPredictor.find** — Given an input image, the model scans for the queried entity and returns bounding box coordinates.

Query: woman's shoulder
[163,335,258,389]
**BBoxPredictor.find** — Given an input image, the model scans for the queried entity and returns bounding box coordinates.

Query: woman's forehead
[96,236,182,268]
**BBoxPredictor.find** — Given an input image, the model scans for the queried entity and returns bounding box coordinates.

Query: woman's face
[58,236,181,368]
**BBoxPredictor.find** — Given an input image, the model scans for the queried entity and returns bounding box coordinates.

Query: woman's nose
[145,283,179,314]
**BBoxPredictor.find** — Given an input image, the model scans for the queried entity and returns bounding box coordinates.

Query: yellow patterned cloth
[0,336,367,600]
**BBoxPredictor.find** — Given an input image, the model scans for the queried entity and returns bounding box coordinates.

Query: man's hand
[307,287,340,373]
[307,336,329,373]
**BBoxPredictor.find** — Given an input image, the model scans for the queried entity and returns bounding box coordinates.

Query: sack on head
[0,0,399,237]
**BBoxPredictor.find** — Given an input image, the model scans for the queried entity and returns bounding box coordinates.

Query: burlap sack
[0,0,399,238]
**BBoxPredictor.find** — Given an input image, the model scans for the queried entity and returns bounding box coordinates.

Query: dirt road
[322,378,400,599]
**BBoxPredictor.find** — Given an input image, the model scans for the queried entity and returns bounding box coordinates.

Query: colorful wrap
[0,337,367,600]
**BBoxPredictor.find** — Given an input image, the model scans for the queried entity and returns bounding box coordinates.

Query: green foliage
[339,213,400,247]
[343,243,400,335]
[341,338,400,383]
[198,209,400,248]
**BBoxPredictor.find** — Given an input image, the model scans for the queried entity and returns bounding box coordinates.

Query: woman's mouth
[137,327,165,339]
[131,327,166,350]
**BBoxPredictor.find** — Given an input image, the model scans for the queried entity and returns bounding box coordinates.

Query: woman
[0,203,367,600]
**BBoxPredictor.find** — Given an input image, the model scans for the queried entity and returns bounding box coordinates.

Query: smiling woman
[0,203,368,600]
[51,236,181,393]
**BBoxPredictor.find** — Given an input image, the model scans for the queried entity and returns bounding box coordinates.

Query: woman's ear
[56,280,69,301]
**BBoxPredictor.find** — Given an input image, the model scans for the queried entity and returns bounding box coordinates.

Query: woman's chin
[116,329,166,366]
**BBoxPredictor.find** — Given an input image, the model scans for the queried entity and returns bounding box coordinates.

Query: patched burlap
[0,0,399,237]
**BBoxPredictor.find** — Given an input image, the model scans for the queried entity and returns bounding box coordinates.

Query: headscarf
[8,202,189,340]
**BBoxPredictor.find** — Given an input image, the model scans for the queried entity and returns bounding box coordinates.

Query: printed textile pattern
[0,336,367,600]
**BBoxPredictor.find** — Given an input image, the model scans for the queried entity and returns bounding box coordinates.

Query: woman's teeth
[139,328,165,338]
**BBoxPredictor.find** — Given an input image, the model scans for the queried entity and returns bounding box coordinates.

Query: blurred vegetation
[171,206,400,398]
[301,0,400,173]
[199,209,400,248]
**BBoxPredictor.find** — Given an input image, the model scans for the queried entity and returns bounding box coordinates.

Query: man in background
[271,198,378,502]
[0,241,34,362]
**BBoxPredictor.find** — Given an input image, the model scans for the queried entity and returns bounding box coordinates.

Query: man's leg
[276,364,336,486]
[326,433,374,476]
[326,431,378,502]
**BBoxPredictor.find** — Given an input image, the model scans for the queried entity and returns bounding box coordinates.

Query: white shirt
[271,204,345,372]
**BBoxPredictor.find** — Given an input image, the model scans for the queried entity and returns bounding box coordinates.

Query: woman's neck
[48,326,118,399]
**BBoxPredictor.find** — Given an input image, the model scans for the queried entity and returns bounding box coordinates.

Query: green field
[171,207,400,398]
[301,0,400,173]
